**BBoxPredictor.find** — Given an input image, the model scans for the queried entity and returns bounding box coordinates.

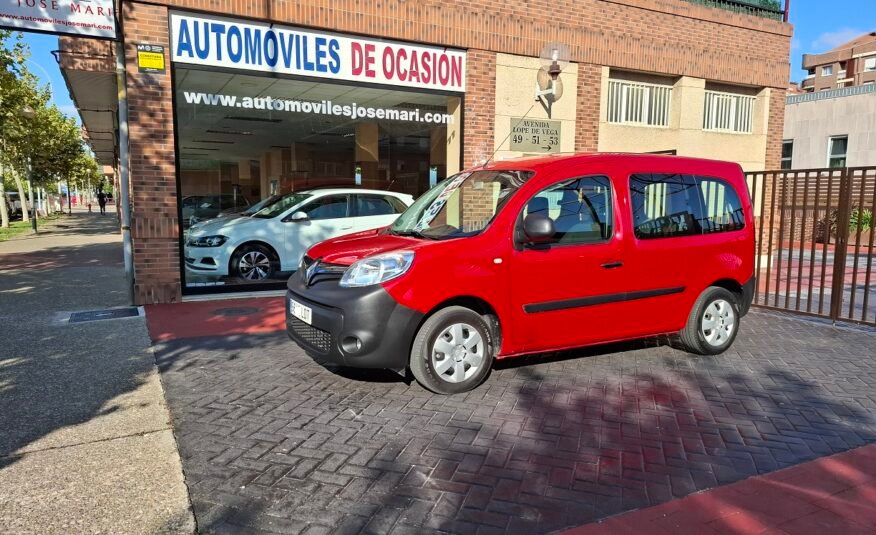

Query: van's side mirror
[288,211,309,222]
[523,213,555,244]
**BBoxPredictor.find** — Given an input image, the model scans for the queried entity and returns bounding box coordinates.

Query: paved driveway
[153,311,876,534]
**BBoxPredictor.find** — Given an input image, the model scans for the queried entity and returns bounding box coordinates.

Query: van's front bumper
[285,274,423,369]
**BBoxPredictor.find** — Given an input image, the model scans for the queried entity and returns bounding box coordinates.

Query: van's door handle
[340,225,353,230]
[601,261,624,269]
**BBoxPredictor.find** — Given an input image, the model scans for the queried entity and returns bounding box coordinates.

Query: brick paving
[152,310,876,534]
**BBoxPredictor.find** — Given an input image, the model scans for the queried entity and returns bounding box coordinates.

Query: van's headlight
[339,251,414,288]
[187,235,228,247]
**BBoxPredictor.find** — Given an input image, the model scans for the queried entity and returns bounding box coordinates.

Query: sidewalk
[0,209,194,534]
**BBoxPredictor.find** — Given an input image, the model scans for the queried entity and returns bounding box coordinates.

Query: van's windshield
[390,170,534,239]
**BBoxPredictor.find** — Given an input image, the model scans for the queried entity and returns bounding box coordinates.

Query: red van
[286,154,755,394]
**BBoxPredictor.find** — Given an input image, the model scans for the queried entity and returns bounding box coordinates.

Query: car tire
[409,306,495,395]
[231,244,277,281]
[680,286,740,355]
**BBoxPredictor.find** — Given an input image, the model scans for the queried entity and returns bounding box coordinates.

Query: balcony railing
[786,83,876,104]
[684,0,786,21]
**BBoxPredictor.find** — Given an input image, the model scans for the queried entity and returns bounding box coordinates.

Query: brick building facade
[59,0,793,304]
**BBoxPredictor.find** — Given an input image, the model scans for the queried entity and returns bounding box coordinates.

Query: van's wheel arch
[680,286,740,355]
[230,242,279,281]
[409,306,495,395]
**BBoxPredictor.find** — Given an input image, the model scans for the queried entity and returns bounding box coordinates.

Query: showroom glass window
[175,66,460,292]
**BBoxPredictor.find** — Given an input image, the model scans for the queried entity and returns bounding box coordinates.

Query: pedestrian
[97,190,107,215]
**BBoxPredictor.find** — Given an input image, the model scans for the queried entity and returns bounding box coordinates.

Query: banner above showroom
[170,13,467,93]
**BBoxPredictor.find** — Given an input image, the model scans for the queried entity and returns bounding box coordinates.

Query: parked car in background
[4,192,23,218]
[188,194,285,226]
[285,153,755,394]
[181,194,250,228]
[185,188,414,281]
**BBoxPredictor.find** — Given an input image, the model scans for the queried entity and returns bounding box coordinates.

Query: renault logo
[305,259,320,286]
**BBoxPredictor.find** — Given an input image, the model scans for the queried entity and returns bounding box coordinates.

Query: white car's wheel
[231,244,277,281]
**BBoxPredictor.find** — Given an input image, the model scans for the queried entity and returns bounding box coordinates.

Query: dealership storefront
[170,13,465,290]
[58,0,793,304]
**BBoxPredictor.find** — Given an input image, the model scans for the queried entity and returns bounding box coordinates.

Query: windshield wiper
[391,229,438,240]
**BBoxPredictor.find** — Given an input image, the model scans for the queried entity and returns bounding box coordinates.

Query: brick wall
[58,37,115,72]
[123,2,182,304]
[764,88,787,171]
[575,63,602,152]
[155,0,791,89]
[463,50,496,168]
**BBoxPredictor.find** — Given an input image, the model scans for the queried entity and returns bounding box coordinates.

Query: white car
[185,188,414,281]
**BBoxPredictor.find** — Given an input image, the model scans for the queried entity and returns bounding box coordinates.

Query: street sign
[0,0,117,39]
[509,118,561,153]
[136,44,166,73]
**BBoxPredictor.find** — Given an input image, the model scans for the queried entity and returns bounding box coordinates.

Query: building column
[575,64,603,152]
[355,123,379,188]
[673,76,706,133]
[429,126,447,189]
[123,2,180,304]
[463,50,496,168]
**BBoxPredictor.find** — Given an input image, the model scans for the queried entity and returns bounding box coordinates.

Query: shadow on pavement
[152,312,876,534]
[0,213,140,471]
[0,335,154,469]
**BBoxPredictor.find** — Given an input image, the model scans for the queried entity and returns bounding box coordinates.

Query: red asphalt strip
[144,296,286,342]
[561,444,876,535]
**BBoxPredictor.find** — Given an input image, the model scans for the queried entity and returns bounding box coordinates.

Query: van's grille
[302,256,348,286]
[288,316,332,354]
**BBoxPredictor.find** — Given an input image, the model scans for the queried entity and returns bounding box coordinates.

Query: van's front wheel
[680,286,740,355]
[410,306,494,394]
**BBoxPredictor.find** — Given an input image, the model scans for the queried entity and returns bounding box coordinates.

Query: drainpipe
[783,0,790,23]
[116,34,135,304]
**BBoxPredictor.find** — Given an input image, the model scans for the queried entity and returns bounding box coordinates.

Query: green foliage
[0,212,62,241]
[849,208,873,232]
[1,31,100,191]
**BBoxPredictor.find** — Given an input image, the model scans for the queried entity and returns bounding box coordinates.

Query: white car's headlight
[187,235,228,247]
[339,251,414,288]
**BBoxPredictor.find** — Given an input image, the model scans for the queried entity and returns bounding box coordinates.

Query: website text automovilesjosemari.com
[183,91,455,125]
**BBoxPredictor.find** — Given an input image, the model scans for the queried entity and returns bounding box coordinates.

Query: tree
[0,30,102,226]
[0,30,31,226]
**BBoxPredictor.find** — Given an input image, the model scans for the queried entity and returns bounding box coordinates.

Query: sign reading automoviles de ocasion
[169,13,467,93]
[0,0,116,38]
[510,118,562,153]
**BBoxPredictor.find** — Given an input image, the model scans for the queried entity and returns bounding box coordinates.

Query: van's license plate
[289,298,312,325]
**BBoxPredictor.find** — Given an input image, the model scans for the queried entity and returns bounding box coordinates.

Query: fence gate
[746,167,876,326]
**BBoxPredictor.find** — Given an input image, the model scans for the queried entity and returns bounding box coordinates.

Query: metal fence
[683,0,786,21]
[746,167,876,326]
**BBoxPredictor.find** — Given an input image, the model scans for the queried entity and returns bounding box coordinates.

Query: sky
[11,0,876,125]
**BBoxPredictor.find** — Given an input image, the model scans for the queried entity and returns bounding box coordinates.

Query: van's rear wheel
[680,286,740,355]
[410,306,494,395]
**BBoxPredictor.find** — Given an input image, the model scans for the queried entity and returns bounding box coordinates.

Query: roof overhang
[58,37,118,167]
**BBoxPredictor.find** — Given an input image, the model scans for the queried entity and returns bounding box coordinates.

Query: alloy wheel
[238,251,271,280]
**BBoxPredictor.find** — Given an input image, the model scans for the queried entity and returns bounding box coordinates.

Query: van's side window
[523,176,613,245]
[630,174,701,239]
[630,174,745,239]
[696,177,745,234]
